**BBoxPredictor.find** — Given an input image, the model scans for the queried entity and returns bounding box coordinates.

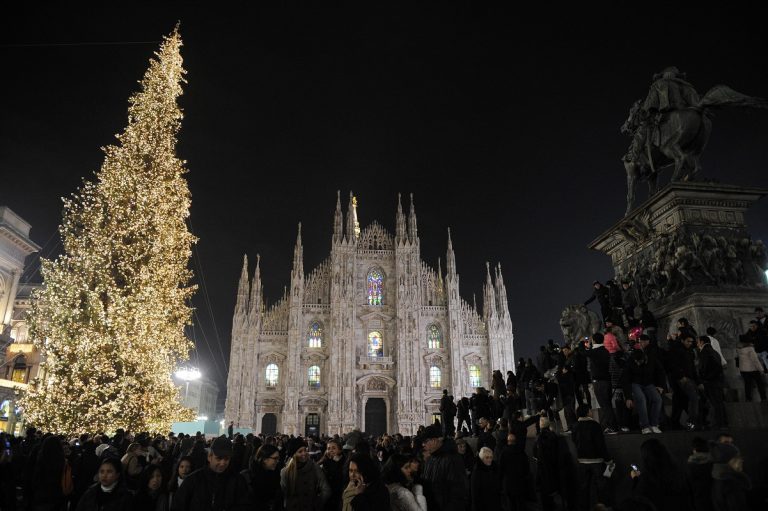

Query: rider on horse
[624,67,700,165]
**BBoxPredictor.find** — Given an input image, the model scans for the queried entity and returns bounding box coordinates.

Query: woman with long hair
[318,439,345,511]
[280,438,330,511]
[120,443,144,491]
[28,435,68,511]
[167,455,193,505]
[132,465,168,511]
[381,453,425,511]
[630,438,692,511]
[342,452,390,511]
[75,458,132,511]
[242,444,282,511]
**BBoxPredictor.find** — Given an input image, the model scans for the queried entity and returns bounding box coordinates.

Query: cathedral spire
[333,190,344,243]
[234,254,250,321]
[446,228,456,276]
[483,261,497,319]
[292,222,304,279]
[407,193,418,242]
[345,191,360,242]
[437,257,444,294]
[495,262,509,316]
[248,254,263,320]
[395,193,407,242]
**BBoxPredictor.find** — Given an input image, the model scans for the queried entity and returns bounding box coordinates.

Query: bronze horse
[622,85,767,216]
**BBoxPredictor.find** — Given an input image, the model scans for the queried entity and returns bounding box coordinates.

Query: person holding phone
[342,453,389,511]
[628,439,691,511]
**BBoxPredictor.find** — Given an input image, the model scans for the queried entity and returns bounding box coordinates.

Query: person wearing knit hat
[711,441,751,510]
[171,435,251,510]
[284,437,308,460]
[281,437,330,510]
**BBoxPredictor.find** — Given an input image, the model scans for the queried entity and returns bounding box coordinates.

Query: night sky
[2,6,767,401]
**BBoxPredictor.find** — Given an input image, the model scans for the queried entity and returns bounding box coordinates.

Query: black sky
[2,5,767,400]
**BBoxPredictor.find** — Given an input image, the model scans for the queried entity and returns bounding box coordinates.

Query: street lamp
[175,367,201,405]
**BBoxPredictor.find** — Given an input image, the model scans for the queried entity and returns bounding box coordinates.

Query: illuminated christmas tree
[21,27,197,434]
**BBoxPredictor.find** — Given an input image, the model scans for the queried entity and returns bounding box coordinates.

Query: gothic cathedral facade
[224,192,515,436]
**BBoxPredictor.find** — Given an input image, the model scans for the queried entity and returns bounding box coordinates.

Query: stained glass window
[308,366,321,388]
[427,324,441,349]
[429,366,442,388]
[367,268,384,305]
[265,363,279,387]
[368,331,383,358]
[308,322,322,348]
[469,365,481,388]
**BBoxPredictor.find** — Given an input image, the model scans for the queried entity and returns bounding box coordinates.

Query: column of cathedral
[445,228,467,397]
[241,255,263,428]
[224,255,250,427]
[483,262,516,377]
[394,194,423,433]
[284,224,305,435]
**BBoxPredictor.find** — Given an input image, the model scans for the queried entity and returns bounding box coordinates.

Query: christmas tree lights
[20,27,197,434]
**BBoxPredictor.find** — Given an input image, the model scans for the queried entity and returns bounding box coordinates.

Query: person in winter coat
[470,447,501,511]
[132,465,169,511]
[584,280,611,323]
[667,335,701,430]
[492,370,507,398]
[557,345,578,431]
[120,443,145,491]
[629,438,692,511]
[342,452,390,511]
[456,397,472,435]
[167,456,193,507]
[506,370,517,390]
[710,442,751,511]
[381,453,425,511]
[697,336,728,429]
[28,435,69,511]
[170,436,251,511]
[75,457,133,511]
[685,437,713,511]
[736,334,766,401]
[317,440,344,511]
[621,349,666,434]
[500,432,532,511]
[572,405,610,511]
[586,333,619,434]
[241,445,282,511]
[280,437,330,511]
[421,425,466,511]
[533,418,562,511]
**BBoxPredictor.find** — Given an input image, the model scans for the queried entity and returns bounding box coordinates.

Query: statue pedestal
[589,182,768,401]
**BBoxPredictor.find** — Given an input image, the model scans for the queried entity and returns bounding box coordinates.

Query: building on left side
[0,206,41,435]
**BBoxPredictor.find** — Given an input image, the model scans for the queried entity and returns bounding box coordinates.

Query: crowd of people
[0,289,765,510]
[0,418,762,511]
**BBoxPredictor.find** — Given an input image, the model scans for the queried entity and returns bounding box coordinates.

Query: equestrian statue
[622,66,767,215]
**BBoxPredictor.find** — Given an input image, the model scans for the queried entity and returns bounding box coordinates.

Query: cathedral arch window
[265,363,279,388]
[367,268,384,305]
[368,331,383,358]
[308,365,321,388]
[429,366,442,388]
[308,321,322,348]
[469,365,481,388]
[427,324,442,349]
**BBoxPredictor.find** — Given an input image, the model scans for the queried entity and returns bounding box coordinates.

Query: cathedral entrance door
[364,398,386,437]
[305,413,320,436]
[261,413,277,435]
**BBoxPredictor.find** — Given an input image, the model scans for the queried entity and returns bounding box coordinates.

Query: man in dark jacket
[469,388,491,436]
[439,390,456,436]
[171,436,251,511]
[584,281,611,323]
[456,397,471,435]
[557,345,578,431]
[667,335,700,429]
[421,425,466,511]
[621,349,665,433]
[685,437,713,511]
[533,418,562,511]
[697,336,728,429]
[500,431,532,511]
[572,405,611,511]
[586,333,618,434]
